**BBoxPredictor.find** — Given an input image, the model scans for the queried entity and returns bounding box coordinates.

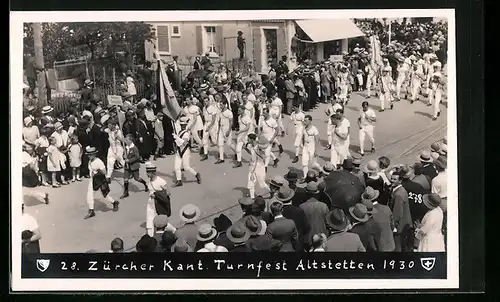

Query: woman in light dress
[415,193,446,252]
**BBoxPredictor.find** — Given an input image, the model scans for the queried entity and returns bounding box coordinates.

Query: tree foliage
[23,22,156,66]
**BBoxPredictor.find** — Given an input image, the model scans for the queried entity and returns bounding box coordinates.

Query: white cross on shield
[36,259,50,272]
[420,257,436,271]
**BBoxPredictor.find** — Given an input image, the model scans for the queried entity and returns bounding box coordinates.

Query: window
[171,25,181,37]
[156,25,170,54]
[204,26,217,53]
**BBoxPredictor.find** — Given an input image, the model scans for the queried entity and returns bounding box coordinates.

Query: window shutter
[277,27,286,61]
[215,26,224,57]
[157,25,170,53]
[144,40,155,62]
[252,28,262,73]
[196,26,203,55]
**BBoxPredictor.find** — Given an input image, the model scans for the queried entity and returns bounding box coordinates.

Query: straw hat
[179,204,201,223]
[417,150,433,163]
[23,116,34,126]
[362,160,380,174]
[171,239,193,252]
[41,106,53,115]
[85,146,98,155]
[196,224,218,242]
[145,161,156,173]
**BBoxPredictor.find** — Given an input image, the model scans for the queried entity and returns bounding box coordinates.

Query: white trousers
[86,177,114,210]
[359,125,375,154]
[202,127,218,155]
[247,163,270,198]
[327,120,334,145]
[302,145,321,177]
[380,92,392,110]
[217,127,232,160]
[106,146,124,178]
[331,141,350,166]
[146,197,157,236]
[264,145,277,167]
[429,87,442,118]
[366,73,377,96]
[396,76,407,98]
[235,134,247,162]
[190,128,203,146]
[174,149,197,180]
[411,78,422,100]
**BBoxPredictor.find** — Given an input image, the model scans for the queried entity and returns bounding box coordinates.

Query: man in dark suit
[266,201,299,252]
[362,187,395,252]
[277,186,310,252]
[284,74,297,115]
[120,134,149,199]
[244,216,282,252]
[122,110,137,139]
[166,62,178,91]
[135,111,152,162]
[389,173,413,252]
[299,195,329,251]
[417,150,438,181]
[348,204,378,252]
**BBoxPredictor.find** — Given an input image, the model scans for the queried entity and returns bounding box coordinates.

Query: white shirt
[303,125,319,147]
[148,176,167,193]
[23,126,40,145]
[431,170,447,198]
[327,103,343,117]
[51,130,69,148]
[22,213,39,232]
[238,115,253,135]
[203,105,219,129]
[359,109,376,127]
[260,117,278,141]
[333,118,350,144]
[290,111,305,133]
[89,158,106,177]
[269,98,283,118]
[144,108,156,122]
[219,109,233,130]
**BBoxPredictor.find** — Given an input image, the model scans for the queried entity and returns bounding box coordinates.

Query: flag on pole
[369,34,383,69]
[154,51,182,121]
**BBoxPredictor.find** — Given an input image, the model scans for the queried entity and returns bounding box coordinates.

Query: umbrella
[187,69,208,80]
[323,170,365,213]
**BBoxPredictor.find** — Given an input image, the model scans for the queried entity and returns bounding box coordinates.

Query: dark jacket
[291,186,308,207]
[349,221,378,252]
[213,231,235,251]
[284,79,296,99]
[245,234,282,252]
[372,202,396,252]
[402,179,430,223]
[390,185,413,233]
[122,119,137,139]
[299,198,329,245]
[282,203,311,243]
[421,163,438,181]
[124,144,141,171]
[266,216,299,252]
[230,244,248,252]
[175,223,198,251]
[325,231,365,252]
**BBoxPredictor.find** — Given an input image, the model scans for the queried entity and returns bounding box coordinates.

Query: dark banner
[21,253,446,279]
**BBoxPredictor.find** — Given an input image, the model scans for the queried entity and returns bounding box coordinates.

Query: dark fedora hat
[284,170,299,182]
[275,186,295,203]
[434,156,447,170]
[244,216,263,236]
[325,208,349,231]
[349,204,370,223]
[213,213,233,232]
[361,186,380,202]
[423,193,442,210]
[305,182,320,194]
[171,239,193,252]
[226,224,250,244]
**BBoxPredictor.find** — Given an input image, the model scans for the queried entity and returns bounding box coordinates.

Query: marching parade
[21,18,449,254]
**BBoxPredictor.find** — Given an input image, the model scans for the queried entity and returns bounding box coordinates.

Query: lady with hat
[23,116,40,149]
[324,208,366,252]
[415,193,445,252]
[347,204,378,252]
[176,204,201,249]
[84,146,119,219]
[245,135,271,199]
[362,159,385,198]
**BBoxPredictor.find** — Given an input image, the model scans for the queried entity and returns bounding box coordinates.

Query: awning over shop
[295,19,364,43]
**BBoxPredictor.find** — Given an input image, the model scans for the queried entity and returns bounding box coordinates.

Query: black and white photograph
[11,9,458,291]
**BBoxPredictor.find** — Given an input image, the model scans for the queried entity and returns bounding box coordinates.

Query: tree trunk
[32,23,47,106]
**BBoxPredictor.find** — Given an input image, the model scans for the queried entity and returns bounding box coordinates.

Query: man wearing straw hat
[176,204,201,250]
[245,134,271,199]
[172,116,202,187]
[83,146,119,219]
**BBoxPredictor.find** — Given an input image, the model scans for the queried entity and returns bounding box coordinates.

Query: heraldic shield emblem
[36,259,50,272]
[420,257,436,271]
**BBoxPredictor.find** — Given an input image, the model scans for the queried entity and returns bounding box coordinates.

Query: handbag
[151,182,172,217]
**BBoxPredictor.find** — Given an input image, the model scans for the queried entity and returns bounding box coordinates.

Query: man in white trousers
[429,61,445,120]
[396,58,411,101]
[287,105,305,163]
[84,146,119,219]
[233,106,253,168]
[200,97,219,161]
[145,162,172,237]
[330,113,351,168]
[215,100,233,164]
[259,107,280,169]
[380,66,394,112]
[243,90,256,134]
[184,97,204,152]
[358,101,376,156]
[410,59,426,104]
[172,116,202,187]
[325,98,343,150]
[268,94,285,154]
[301,115,322,182]
[365,63,378,99]
[245,134,271,199]
[105,119,125,182]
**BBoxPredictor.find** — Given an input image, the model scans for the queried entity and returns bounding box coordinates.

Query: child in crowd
[35,127,50,186]
[47,136,66,187]
[67,116,78,138]
[68,135,83,182]
[356,70,364,92]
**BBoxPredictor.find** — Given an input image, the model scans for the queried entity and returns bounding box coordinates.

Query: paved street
[23,92,447,253]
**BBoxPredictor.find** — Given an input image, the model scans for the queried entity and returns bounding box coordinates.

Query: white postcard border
[10,9,458,291]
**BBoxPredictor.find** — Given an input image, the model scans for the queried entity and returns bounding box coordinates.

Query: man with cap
[389,172,413,252]
[299,185,329,250]
[152,214,177,250]
[362,186,395,252]
[245,215,282,252]
[245,134,271,199]
[358,101,376,156]
[379,65,394,111]
[135,109,153,162]
[324,208,366,252]
[83,146,119,219]
[412,162,431,192]
[269,175,286,198]
[287,104,305,163]
[172,116,202,187]
[417,150,438,181]
[398,164,430,223]
[215,99,233,164]
[258,107,280,169]
[176,204,201,250]
[120,134,149,199]
[266,201,299,251]
[415,193,445,252]
[200,93,220,161]
[39,106,55,128]
[278,185,310,251]
[232,106,253,168]
[301,115,322,182]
